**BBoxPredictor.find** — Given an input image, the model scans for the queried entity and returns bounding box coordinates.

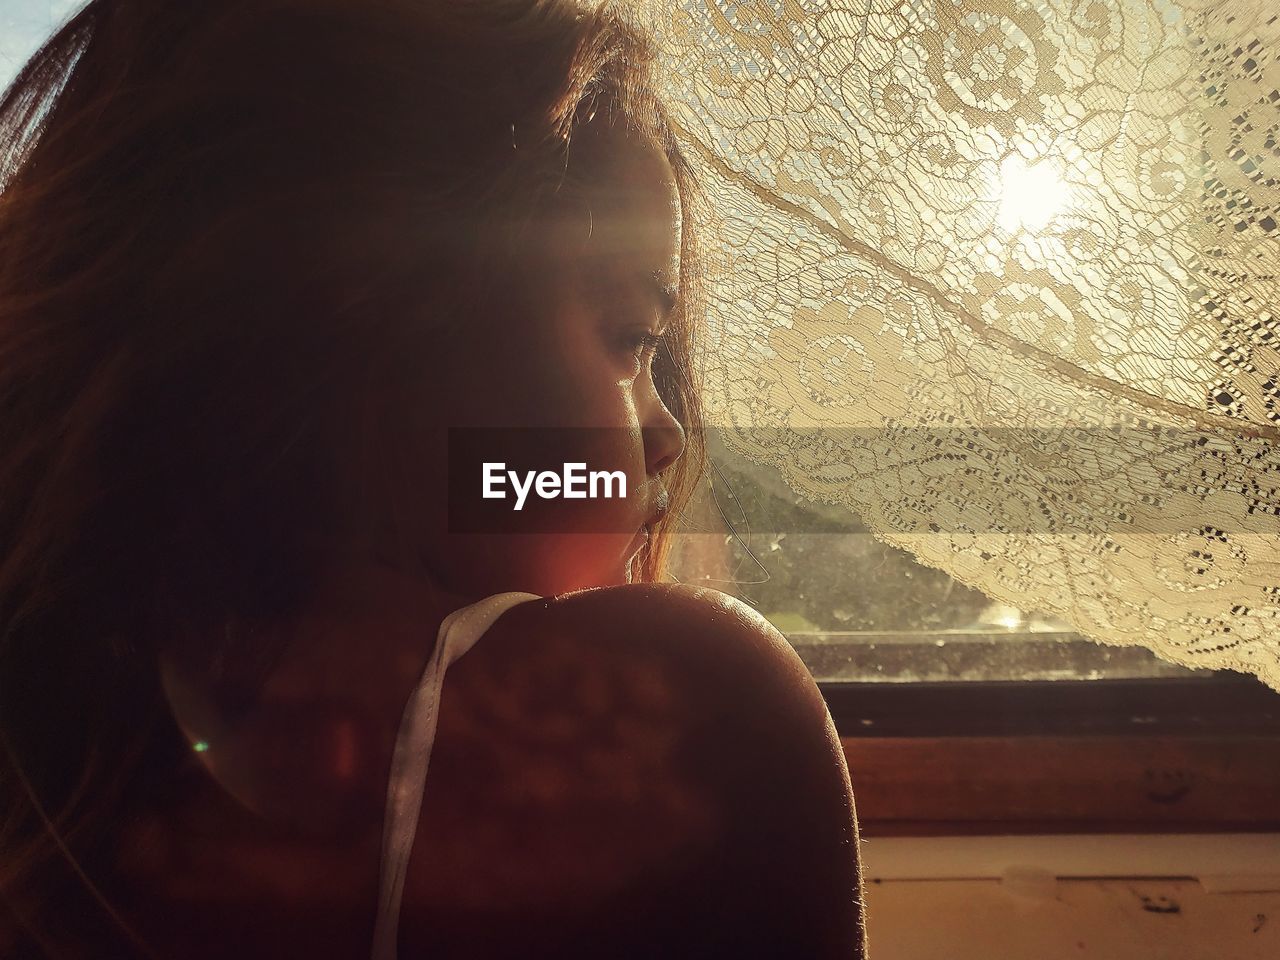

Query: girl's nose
[644,420,685,477]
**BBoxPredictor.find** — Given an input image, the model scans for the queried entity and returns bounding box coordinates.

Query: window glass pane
[669,434,1208,683]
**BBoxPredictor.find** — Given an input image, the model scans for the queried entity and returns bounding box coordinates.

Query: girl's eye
[624,331,665,366]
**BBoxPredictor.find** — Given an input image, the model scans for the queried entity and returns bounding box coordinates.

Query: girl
[0,0,867,955]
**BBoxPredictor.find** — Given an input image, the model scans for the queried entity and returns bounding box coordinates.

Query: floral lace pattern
[641,0,1280,690]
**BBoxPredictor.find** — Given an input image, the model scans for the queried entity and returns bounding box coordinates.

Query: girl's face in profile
[421,122,687,598]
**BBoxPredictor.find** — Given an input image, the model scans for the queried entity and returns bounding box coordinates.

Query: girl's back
[106,585,864,958]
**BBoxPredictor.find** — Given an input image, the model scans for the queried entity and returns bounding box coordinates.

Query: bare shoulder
[513,582,833,720]
[403,585,867,958]
[484,582,851,790]
[540,580,794,644]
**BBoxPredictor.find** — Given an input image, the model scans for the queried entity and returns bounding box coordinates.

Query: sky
[0,0,82,93]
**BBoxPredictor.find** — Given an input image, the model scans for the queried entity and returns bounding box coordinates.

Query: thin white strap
[370,591,540,960]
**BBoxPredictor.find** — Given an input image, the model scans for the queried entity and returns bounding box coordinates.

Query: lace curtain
[638,0,1280,692]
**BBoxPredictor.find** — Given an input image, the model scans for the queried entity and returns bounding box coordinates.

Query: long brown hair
[0,0,706,951]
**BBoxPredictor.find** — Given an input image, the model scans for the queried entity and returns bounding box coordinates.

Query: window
[670,435,1280,835]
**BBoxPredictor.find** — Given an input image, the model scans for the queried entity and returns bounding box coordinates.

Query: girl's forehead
[552,123,682,284]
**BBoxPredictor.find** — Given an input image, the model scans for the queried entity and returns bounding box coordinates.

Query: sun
[993,154,1072,233]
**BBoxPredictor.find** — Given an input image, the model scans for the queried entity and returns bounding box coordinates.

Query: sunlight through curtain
[642,0,1280,690]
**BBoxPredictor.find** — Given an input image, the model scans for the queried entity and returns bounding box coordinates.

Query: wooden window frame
[820,674,1280,837]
